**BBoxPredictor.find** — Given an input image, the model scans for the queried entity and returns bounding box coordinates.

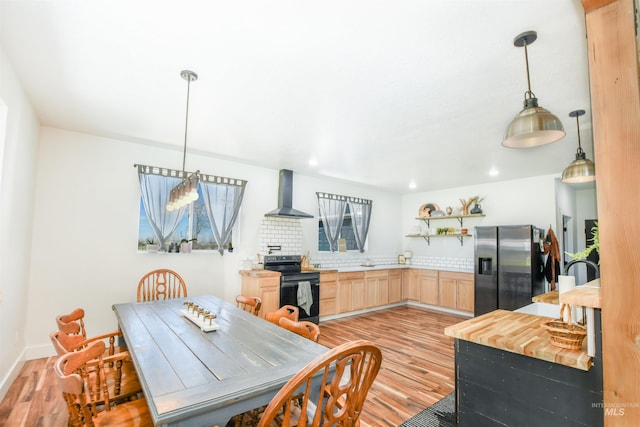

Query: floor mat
[398,393,455,427]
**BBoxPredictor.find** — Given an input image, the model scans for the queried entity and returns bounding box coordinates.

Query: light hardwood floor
[0,305,464,426]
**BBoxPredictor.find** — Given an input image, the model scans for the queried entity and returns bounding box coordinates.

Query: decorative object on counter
[403,251,413,265]
[168,242,179,253]
[461,228,468,235]
[446,206,453,215]
[398,255,406,264]
[503,30,565,148]
[418,202,440,218]
[166,70,201,212]
[226,241,233,253]
[542,304,587,350]
[338,238,347,252]
[561,109,596,184]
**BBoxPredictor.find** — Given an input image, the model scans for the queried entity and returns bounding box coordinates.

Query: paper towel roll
[558,275,576,294]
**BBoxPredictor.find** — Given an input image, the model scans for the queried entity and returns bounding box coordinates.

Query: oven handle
[281,281,319,288]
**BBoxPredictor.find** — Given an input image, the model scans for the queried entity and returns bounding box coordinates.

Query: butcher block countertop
[444,309,592,371]
[532,290,559,304]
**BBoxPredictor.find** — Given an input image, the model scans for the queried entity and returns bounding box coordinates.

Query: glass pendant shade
[503,31,565,148]
[561,109,595,183]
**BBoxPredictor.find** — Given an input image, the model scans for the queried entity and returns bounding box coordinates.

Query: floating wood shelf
[405,233,473,246]
[415,213,485,227]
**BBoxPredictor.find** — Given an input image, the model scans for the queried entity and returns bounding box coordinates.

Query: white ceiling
[0,0,594,193]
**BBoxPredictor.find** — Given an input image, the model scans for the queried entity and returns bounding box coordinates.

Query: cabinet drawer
[439,271,473,281]
[320,299,337,316]
[338,271,365,280]
[320,271,338,282]
[419,269,439,278]
[320,282,337,299]
[365,269,387,279]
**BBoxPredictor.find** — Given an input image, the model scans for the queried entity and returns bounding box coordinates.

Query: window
[137,185,219,251]
[318,205,363,252]
[136,165,246,253]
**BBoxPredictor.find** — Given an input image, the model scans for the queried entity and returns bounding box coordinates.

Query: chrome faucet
[564,259,600,278]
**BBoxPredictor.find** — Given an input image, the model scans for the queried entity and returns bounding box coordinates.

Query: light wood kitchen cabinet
[240,270,281,319]
[439,271,474,313]
[319,270,338,316]
[419,269,439,305]
[388,269,402,304]
[402,269,419,301]
[365,270,388,308]
[337,271,365,313]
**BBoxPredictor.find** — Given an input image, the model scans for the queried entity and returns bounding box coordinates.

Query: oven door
[280,273,320,324]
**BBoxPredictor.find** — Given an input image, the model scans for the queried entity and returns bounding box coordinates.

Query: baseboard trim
[0,349,26,403]
[320,301,473,323]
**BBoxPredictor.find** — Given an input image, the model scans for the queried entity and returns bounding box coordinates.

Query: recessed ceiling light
[409,180,417,189]
[308,158,318,167]
[489,168,499,176]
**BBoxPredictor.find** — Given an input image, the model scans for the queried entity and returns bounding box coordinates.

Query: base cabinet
[365,270,389,308]
[419,269,439,305]
[401,269,419,301]
[337,271,365,313]
[240,272,281,319]
[439,271,474,313]
[319,271,338,316]
[388,270,402,304]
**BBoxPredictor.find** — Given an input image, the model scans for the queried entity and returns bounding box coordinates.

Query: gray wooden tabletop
[112,295,329,426]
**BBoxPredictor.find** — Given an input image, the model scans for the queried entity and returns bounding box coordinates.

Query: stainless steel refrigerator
[474,225,546,316]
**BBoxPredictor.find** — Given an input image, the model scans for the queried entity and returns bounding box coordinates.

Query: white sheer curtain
[348,197,373,253]
[317,192,348,252]
[137,165,188,250]
[200,175,247,255]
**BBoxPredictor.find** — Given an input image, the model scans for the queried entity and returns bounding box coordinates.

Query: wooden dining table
[112,295,330,426]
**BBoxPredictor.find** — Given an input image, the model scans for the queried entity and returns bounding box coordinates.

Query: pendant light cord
[523,43,535,100]
[182,75,192,173]
[575,114,584,154]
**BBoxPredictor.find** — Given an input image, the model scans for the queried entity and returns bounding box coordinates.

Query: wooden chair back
[278,317,321,342]
[137,269,187,302]
[54,341,152,426]
[56,308,87,338]
[265,305,300,324]
[236,295,262,316]
[257,339,382,427]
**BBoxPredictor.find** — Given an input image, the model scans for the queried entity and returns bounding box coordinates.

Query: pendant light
[166,70,200,212]
[561,109,596,183]
[503,31,565,148]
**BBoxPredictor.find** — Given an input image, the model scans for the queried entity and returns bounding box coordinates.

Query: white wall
[24,127,402,358]
[402,175,559,260]
[0,45,40,399]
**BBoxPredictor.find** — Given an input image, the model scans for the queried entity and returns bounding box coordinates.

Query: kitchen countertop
[532,290,559,304]
[308,265,473,273]
[239,269,280,278]
[444,309,592,371]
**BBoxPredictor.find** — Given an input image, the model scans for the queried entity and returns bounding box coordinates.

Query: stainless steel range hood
[265,169,314,219]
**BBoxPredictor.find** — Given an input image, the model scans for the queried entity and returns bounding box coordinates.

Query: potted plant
[180,238,196,253]
[566,222,599,261]
[146,238,160,253]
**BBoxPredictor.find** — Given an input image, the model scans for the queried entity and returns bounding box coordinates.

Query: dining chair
[278,317,321,342]
[265,305,299,324]
[54,340,153,427]
[235,295,262,316]
[50,329,142,403]
[137,269,187,302]
[257,339,382,427]
[56,308,126,359]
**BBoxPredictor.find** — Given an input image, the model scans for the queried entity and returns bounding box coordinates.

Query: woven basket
[542,304,587,350]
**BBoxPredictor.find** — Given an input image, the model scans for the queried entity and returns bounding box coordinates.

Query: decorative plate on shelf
[418,202,440,218]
